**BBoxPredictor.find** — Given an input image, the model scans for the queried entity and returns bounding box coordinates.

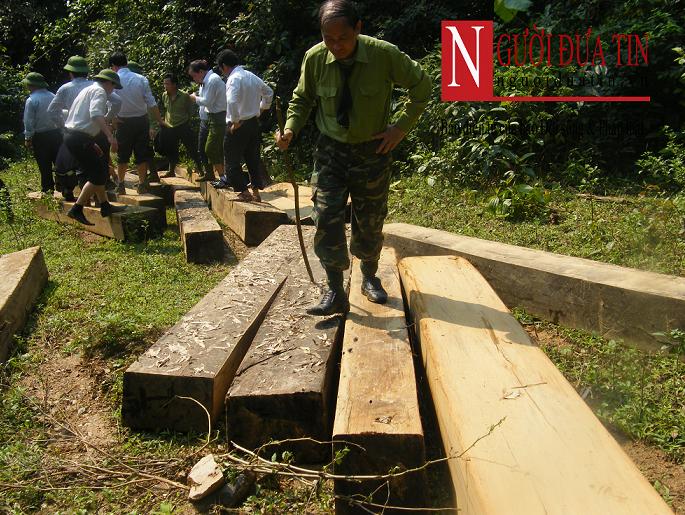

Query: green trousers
[311,134,392,289]
[205,111,226,165]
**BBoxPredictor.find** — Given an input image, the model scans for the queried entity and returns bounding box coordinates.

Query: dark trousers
[32,129,62,192]
[64,130,110,186]
[117,115,151,165]
[161,122,201,169]
[223,117,264,192]
[197,118,210,175]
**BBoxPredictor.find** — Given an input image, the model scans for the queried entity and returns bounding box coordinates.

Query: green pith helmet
[127,61,142,74]
[64,55,89,74]
[92,69,122,89]
[22,72,48,89]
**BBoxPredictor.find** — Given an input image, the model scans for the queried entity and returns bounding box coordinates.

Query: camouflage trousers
[311,134,392,288]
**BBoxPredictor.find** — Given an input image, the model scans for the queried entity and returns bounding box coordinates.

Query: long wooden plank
[122,225,304,432]
[174,189,223,264]
[333,249,425,513]
[28,192,165,242]
[258,189,314,225]
[106,188,166,210]
[385,222,685,353]
[225,229,345,462]
[398,255,672,515]
[161,176,200,206]
[202,181,288,246]
[0,247,48,362]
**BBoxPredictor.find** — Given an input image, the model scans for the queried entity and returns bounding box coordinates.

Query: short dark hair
[217,49,240,69]
[108,51,127,67]
[188,59,209,73]
[71,71,88,78]
[318,0,360,27]
[163,73,177,84]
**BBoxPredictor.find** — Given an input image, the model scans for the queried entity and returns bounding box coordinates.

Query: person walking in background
[188,60,226,183]
[276,0,431,315]
[157,73,202,178]
[108,52,165,194]
[64,69,128,225]
[49,55,122,201]
[22,72,63,194]
[213,49,273,202]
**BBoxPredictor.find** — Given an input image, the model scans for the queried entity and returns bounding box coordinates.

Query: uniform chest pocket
[316,85,338,116]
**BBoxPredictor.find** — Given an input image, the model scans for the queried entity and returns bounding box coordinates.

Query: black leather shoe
[361,276,388,304]
[306,289,350,316]
[62,191,76,202]
[67,205,94,226]
[212,180,231,190]
[100,202,128,217]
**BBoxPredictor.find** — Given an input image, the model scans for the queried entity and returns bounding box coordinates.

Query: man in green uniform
[158,73,202,178]
[276,0,431,315]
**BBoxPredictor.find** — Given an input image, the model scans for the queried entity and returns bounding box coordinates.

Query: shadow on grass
[79,316,162,360]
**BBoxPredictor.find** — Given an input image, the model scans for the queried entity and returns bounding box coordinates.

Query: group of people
[22,0,431,315]
[23,49,274,223]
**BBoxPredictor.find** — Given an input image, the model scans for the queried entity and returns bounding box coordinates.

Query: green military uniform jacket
[285,34,432,144]
[162,90,195,128]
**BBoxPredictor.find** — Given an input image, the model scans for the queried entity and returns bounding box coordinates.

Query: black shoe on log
[212,180,231,190]
[67,205,94,226]
[306,289,350,316]
[361,276,388,304]
[100,202,128,217]
[62,191,76,202]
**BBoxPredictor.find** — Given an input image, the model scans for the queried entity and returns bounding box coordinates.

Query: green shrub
[636,126,685,190]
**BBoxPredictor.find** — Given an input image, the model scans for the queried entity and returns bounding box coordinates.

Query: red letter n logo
[442,21,494,101]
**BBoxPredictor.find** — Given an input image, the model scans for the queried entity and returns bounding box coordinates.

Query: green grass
[387,174,685,276]
[0,159,232,512]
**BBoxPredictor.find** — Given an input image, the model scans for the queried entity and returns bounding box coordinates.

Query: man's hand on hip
[372,125,406,154]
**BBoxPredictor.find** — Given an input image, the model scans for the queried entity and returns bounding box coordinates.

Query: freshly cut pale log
[333,249,425,513]
[0,247,48,362]
[385,222,685,353]
[106,188,165,210]
[226,229,344,462]
[398,255,672,515]
[174,190,223,264]
[202,181,288,246]
[28,192,165,242]
[122,226,305,432]
[259,183,314,224]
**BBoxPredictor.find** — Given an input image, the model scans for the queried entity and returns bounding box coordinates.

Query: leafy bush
[636,126,685,190]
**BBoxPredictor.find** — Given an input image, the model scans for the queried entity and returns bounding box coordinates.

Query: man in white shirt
[63,69,127,225]
[49,55,122,201]
[22,72,63,194]
[188,60,226,182]
[213,50,273,202]
[108,52,165,194]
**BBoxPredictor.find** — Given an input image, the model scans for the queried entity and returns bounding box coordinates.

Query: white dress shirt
[116,67,157,118]
[48,77,122,121]
[65,82,110,137]
[225,66,273,124]
[23,89,62,139]
[195,70,226,114]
